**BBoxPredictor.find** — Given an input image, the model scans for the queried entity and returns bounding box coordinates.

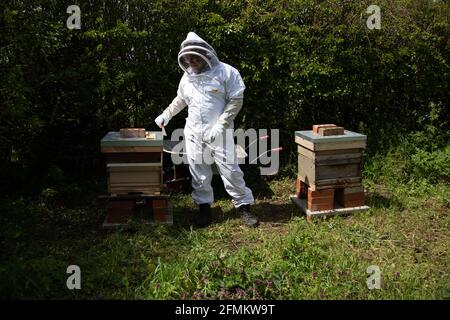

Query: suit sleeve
[218,68,245,127]
[225,68,246,100]
[162,76,188,120]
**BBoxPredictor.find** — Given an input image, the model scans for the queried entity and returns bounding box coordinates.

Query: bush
[364,125,449,185]
[411,146,450,182]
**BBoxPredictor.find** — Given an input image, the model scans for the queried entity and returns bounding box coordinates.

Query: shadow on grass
[210,172,275,200]
[213,200,300,225]
[365,190,404,210]
[171,198,299,229]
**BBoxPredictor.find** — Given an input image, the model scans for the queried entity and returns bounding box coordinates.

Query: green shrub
[411,146,450,182]
[364,124,449,185]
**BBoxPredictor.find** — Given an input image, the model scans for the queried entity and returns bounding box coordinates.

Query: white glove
[208,123,225,143]
[155,114,170,128]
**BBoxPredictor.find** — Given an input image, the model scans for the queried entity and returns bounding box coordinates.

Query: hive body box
[292,128,369,220]
[101,131,164,195]
[295,130,366,191]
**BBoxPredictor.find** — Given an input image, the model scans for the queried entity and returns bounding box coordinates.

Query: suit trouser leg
[208,136,254,208]
[185,131,214,205]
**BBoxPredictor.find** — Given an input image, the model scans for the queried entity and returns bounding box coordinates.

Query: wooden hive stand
[99,194,173,228]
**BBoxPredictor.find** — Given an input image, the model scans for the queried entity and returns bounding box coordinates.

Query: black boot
[238,205,259,227]
[193,203,212,228]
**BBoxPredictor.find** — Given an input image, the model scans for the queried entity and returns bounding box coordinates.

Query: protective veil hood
[178,32,220,75]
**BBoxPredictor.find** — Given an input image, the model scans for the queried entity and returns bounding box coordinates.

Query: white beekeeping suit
[155,32,257,227]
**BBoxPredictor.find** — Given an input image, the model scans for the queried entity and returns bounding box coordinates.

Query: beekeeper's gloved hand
[155,113,170,128]
[207,98,243,143]
[208,123,225,143]
[155,96,187,128]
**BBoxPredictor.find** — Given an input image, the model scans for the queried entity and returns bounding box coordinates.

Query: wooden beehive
[101,131,164,195]
[295,129,366,191]
[291,126,369,219]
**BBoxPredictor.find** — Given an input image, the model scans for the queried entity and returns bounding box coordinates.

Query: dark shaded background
[1,0,449,193]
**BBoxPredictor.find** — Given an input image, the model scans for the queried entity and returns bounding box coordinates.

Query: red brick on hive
[120,128,146,138]
[106,200,135,223]
[335,186,365,208]
[151,198,169,222]
[296,177,308,199]
[318,126,345,136]
[312,124,337,134]
[307,188,335,211]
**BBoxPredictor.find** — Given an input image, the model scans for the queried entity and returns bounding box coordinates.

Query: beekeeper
[155,32,258,228]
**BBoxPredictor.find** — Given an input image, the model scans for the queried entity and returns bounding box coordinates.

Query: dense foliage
[1,0,449,191]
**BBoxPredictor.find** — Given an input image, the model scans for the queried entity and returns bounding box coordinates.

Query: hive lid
[101,131,164,147]
[295,130,366,143]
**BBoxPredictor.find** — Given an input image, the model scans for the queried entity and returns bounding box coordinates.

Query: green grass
[1,172,448,299]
